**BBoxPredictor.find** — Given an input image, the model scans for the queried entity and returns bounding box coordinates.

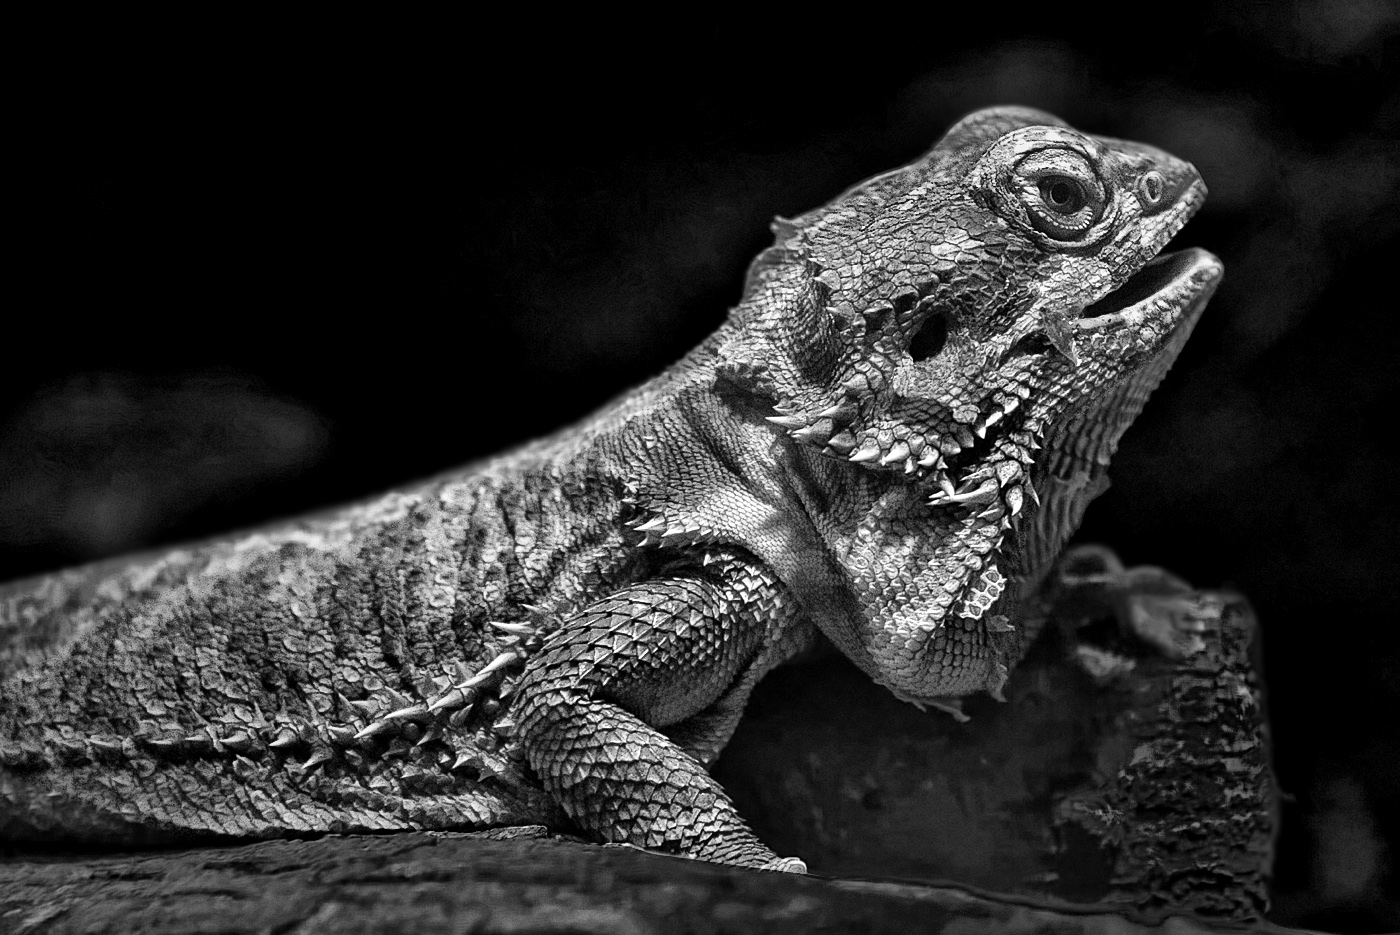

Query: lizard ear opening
[908,311,949,362]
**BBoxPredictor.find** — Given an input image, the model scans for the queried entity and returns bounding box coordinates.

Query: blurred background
[5,5,1396,930]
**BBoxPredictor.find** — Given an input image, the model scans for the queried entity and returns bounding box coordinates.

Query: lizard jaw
[1075,246,1223,336]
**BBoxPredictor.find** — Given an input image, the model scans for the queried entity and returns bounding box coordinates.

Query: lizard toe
[762,856,808,873]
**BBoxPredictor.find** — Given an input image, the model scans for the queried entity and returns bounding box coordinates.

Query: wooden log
[2,551,1279,931]
[717,578,1275,924]
[0,830,1298,934]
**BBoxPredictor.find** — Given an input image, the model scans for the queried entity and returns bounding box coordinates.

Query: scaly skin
[0,107,1222,871]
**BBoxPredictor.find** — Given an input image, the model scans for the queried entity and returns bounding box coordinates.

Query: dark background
[5,6,1396,931]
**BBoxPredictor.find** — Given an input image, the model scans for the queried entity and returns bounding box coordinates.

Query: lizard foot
[601,842,807,874]
[760,856,808,873]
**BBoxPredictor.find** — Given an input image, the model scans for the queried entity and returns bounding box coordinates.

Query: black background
[5,7,1397,930]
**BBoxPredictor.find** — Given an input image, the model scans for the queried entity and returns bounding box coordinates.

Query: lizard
[0,106,1222,872]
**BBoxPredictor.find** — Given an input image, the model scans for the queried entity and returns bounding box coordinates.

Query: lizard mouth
[1076,248,1220,332]
[939,247,1221,474]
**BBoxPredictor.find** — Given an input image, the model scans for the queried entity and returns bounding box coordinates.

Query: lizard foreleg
[514,553,808,871]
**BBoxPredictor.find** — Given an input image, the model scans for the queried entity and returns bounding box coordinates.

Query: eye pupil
[1040,177,1084,214]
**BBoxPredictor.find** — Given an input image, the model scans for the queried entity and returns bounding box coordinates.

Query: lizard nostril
[908,312,948,362]
[1138,171,1165,207]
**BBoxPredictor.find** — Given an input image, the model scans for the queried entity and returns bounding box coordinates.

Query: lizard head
[714,107,1222,703]
[719,106,1223,515]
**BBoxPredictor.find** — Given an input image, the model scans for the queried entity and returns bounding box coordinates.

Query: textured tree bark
[1,829,1296,934]
[717,584,1276,923]
[2,560,1278,932]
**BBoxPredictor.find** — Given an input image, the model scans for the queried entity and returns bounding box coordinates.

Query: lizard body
[0,107,1221,870]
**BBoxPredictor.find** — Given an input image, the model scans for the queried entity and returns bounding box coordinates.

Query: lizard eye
[1015,149,1105,241]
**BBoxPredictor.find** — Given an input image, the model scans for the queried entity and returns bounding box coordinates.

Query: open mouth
[1076,248,1220,331]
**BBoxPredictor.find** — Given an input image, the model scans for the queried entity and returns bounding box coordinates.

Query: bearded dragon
[0,107,1222,872]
